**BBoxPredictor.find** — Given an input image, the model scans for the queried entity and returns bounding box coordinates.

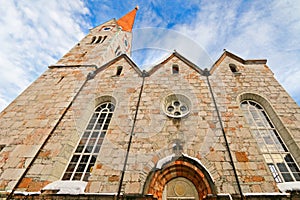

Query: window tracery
[241,100,300,182]
[62,102,115,181]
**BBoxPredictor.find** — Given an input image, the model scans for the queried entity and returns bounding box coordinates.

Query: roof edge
[210,50,267,74]
[88,18,117,32]
[147,51,204,76]
[93,53,143,77]
[48,64,98,69]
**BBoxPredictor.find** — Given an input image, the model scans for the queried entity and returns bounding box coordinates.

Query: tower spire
[117,6,138,32]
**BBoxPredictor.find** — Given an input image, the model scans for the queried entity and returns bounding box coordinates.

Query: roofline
[147,51,204,76]
[48,64,98,69]
[210,50,267,73]
[88,18,118,32]
[49,50,268,77]
[94,53,143,77]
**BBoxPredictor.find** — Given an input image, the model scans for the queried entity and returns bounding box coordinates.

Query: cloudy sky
[0,0,299,111]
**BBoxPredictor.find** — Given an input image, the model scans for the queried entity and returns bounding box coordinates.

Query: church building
[0,7,300,200]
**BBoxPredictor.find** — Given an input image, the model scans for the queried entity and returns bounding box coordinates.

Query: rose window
[162,94,191,118]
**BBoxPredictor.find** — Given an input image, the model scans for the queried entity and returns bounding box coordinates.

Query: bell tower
[0,7,139,196]
[56,6,138,67]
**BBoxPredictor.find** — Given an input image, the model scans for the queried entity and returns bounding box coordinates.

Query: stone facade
[0,8,300,200]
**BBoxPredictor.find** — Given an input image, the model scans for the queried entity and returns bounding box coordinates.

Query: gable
[92,54,143,79]
[147,52,204,76]
[210,51,267,74]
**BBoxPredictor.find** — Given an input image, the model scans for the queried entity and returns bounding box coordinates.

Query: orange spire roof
[117,6,138,32]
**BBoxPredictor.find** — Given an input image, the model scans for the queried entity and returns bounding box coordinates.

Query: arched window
[115,46,121,56]
[90,36,107,44]
[90,36,96,44]
[229,63,238,73]
[102,35,107,43]
[116,66,123,76]
[95,36,103,44]
[241,100,300,182]
[62,102,115,181]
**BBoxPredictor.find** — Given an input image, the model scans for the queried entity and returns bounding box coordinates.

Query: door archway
[144,156,216,200]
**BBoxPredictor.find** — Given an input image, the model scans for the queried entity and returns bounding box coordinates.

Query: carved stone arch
[237,92,273,113]
[237,92,300,164]
[143,155,216,200]
[95,95,117,108]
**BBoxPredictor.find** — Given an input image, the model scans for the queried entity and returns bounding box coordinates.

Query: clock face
[101,26,114,31]
[103,27,111,31]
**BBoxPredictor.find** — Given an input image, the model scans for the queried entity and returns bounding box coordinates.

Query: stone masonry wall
[57,19,132,68]
[1,52,300,198]
[210,55,300,193]
[120,56,226,195]
[15,58,142,193]
[0,66,92,192]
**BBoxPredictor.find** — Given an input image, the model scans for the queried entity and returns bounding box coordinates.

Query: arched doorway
[144,155,216,200]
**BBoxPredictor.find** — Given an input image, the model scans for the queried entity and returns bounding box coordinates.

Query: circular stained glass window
[162,94,191,118]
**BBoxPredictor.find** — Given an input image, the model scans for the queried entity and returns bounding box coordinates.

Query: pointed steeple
[117,6,138,32]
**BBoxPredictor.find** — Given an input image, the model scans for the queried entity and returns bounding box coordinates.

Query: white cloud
[172,0,300,105]
[0,0,90,111]
[129,0,300,105]
[132,28,213,70]
[0,0,299,111]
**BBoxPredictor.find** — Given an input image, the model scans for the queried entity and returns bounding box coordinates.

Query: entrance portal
[144,155,216,200]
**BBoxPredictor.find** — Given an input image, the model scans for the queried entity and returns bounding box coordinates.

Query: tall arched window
[62,102,115,181]
[241,100,300,182]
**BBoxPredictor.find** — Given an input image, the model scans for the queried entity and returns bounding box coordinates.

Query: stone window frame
[229,63,241,76]
[90,35,107,44]
[0,144,5,152]
[162,94,191,118]
[238,93,300,183]
[172,64,179,74]
[115,45,122,56]
[62,101,115,181]
[116,66,123,76]
[229,63,238,73]
[90,36,97,44]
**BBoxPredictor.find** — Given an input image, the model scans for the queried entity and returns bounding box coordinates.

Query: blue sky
[0,0,300,111]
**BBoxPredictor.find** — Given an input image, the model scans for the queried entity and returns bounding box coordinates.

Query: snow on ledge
[277,182,300,192]
[12,191,41,196]
[85,192,120,195]
[244,192,288,196]
[42,180,87,194]
[182,153,215,182]
[216,193,233,200]
[155,153,175,169]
